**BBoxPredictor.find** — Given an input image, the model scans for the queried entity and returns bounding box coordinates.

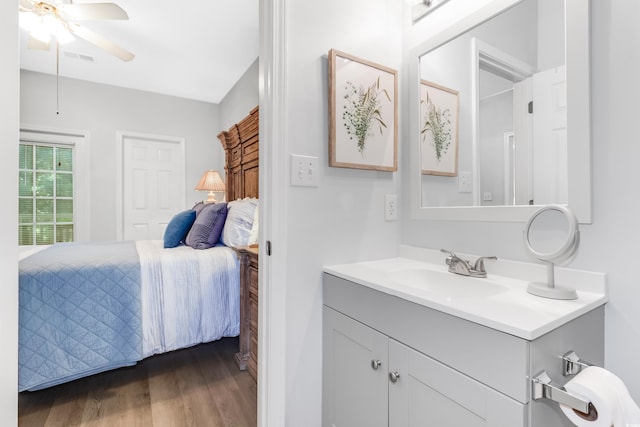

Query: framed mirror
[409,0,591,223]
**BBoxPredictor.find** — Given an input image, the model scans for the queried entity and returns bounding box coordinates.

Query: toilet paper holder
[562,350,593,377]
[531,350,595,414]
[532,370,592,414]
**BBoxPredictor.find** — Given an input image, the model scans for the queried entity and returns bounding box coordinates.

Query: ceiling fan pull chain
[56,41,59,115]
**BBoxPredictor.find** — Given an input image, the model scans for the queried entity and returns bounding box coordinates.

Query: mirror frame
[409,0,592,223]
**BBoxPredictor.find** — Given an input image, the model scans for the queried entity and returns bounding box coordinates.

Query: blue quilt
[19,241,142,391]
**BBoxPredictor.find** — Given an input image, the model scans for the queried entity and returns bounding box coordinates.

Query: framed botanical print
[419,79,459,176]
[329,49,397,171]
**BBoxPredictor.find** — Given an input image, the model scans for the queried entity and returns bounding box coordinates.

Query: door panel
[533,66,567,205]
[389,340,525,427]
[123,136,184,240]
[323,307,388,427]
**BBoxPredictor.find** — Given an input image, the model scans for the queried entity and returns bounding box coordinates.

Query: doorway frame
[471,37,535,207]
[258,0,287,424]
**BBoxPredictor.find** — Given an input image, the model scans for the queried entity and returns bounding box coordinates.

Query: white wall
[220,58,259,130]
[20,71,222,241]
[402,0,640,402]
[537,0,565,70]
[280,0,403,423]
[0,1,19,424]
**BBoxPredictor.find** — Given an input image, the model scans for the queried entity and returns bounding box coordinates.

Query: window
[19,127,89,246]
[19,143,74,245]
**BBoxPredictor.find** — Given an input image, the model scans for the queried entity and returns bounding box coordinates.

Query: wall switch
[290,154,319,187]
[385,194,398,221]
[458,171,472,193]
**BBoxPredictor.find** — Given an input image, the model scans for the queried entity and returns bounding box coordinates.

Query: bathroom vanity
[322,246,607,426]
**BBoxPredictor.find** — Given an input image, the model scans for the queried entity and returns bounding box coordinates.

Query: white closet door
[122,135,184,240]
[532,66,567,205]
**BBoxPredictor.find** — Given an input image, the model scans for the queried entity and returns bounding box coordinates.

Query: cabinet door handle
[371,359,382,370]
[389,371,400,383]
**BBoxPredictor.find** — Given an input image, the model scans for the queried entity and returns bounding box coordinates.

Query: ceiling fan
[18,0,134,62]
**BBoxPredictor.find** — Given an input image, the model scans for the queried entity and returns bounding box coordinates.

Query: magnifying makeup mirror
[523,204,580,300]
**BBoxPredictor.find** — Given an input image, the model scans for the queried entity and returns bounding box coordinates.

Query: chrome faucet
[440,249,497,278]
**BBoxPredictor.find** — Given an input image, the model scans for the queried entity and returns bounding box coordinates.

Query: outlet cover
[385,194,398,221]
[458,171,472,193]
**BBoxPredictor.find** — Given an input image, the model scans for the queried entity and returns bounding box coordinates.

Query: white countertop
[323,246,608,340]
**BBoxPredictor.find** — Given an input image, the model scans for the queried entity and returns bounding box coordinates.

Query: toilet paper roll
[560,366,640,427]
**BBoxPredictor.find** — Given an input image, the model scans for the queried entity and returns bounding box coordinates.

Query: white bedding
[136,240,240,357]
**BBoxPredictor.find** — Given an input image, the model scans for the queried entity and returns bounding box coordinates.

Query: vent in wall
[63,51,95,63]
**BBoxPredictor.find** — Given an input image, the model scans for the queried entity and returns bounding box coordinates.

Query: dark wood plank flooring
[18,337,257,427]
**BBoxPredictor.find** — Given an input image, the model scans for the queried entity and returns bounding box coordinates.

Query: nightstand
[233,245,259,382]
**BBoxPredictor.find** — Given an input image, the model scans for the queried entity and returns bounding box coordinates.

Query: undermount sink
[386,268,508,300]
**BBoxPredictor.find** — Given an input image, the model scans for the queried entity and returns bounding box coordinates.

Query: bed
[19,106,259,392]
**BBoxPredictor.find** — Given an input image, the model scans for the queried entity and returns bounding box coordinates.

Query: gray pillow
[185,202,228,249]
[192,201,206,216]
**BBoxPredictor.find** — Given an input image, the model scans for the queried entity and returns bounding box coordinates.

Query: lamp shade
[194,170,226,203]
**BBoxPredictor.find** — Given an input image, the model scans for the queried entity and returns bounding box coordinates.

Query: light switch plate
[290,154,319,187]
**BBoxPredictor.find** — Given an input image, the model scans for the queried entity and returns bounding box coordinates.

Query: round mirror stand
[523,205,580,300]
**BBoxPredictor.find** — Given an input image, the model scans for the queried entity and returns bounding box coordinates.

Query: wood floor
[18,337,257,427]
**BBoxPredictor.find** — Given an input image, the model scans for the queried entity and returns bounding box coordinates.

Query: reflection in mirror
[419,0,565,208]
[409,0,591,223]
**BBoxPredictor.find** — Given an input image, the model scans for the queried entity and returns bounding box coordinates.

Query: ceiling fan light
[42,14,62,34]
[42,14,74,45]
[19,11,39,32]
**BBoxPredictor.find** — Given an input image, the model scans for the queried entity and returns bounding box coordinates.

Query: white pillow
[221,198,258,247]
[247,204,259,246]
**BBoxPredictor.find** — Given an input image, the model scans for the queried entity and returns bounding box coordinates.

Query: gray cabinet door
[323,306,389,427]
[388,339,526,427]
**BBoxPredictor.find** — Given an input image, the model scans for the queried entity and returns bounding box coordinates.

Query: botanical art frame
[329,49,398,171]
[419,79,459,176]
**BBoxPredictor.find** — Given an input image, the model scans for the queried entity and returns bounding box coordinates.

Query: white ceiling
[19,0,260,104]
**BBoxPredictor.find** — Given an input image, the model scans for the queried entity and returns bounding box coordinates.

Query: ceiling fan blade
[27,35,50,51]
[68,23,134,62]
[19,0,35,11]
[61,3,129,20]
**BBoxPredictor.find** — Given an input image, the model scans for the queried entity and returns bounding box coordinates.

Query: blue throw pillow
[163,209,197,248]
[186,203,228,249]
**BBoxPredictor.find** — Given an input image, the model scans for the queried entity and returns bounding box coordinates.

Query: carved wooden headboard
[217,106,259,201]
